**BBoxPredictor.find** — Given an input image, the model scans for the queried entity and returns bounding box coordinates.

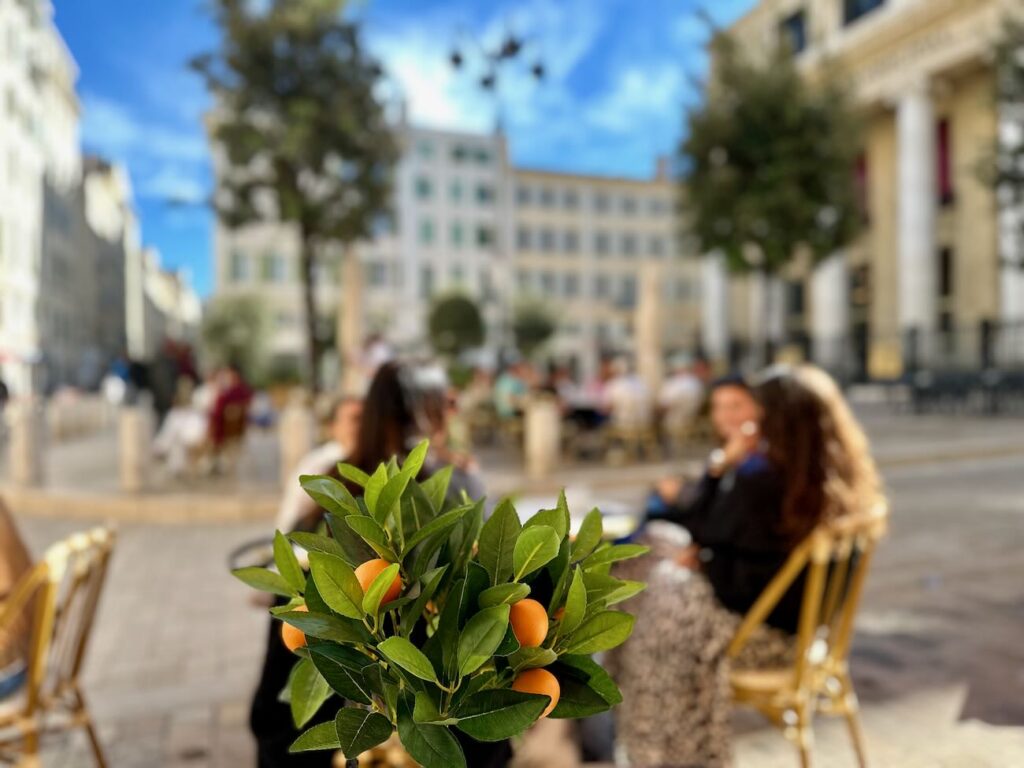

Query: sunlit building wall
[713,0,1019,378]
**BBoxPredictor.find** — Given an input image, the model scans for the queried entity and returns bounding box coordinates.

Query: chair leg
[74,688,108,768]
[839,676,868,768]
[789,705,813,768]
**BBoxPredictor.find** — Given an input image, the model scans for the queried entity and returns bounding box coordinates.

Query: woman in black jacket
[610,365,883,768]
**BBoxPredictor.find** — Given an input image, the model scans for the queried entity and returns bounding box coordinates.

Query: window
[540,271,557,296]
[369,262,388,287]
[593,274,610,298]
[517,227,532,250]
[420,265,434,299]
[517,270,531,292]
[855,152,869,222]
[593,193,610,213]
[648,197,668,216]
[539,187,555,207]
[476,226,495,248]
[540,229,556,252]
[517,186,531,206]
[563,230,579,254]
[938,247,954,299]
[937,118,954,206]
[416,140,433,160]
[450,221,464,248]
[779,10,807,54]
[648,236,665,257]
[675,278,694,300]
[450,264,465,284]
[229,250,248,281]
[843,0,884,26]
[415,176,432,200]
[787,280,805,316]
[475,184,495,205]
[419,219,435,245]
[260,252,286,282]
[563,273,580,297]
[474,147,491,164]
[621,196,637,216]
[563,189,579,210]
[619,276,637,308]
[621,234,637,258]
[594,231,611,256]
[450,179,463,202]
[451,145,469,162]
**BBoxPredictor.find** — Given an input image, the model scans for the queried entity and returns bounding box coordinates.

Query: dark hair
[753,365,882,541]
[343,362,417,475]
[709,373,751,394]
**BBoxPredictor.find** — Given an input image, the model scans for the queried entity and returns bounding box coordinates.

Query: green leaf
[303,574,330,615]
[477,498,521,585]
[334,708,393,759]
[600,579,647,608]
[232,567,296,597]
[345,516,396,560]
[308,552,363,619]
[455,689,549,742]
[513,525,560,580]
[289,658,332,728]
[398,703,466,768]
[443,498,484,580]
[457,605,511,677]
[299,474,360,517]
[583,543,649,568]
[560,568,587,636]
[378,636,438,682]
[420,465,454,511]
[288,532,348,561]
[562,611,636,655]
[571,508,604,562]
[377,468,415,527]
[413,691,458,725]
[273,531,306,593]
[362,562,401,616]
[400,564,448,638]
[494,623,521,656]
[307,644,375,705]
[508,646,558,672]
[478,582,530,608]
[289,721,341,753]
[546,538,572,613]
[278,610,372,645]
[363,464,389,519]
[402,439,430,478]
[523,505,569,541]
[402,503,472,558]
[325,513,376,566]
[549,655,622,719]
[337,462,371,488]
[581,572,647,610]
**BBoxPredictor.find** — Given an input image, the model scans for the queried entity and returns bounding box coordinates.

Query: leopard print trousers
[605,525,794,768]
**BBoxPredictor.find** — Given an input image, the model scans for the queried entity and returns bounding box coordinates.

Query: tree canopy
[193,0,399,390]
[512,299,557,359]
[427,294,486,358]
[680,32,862,275]
[200,293,269,382]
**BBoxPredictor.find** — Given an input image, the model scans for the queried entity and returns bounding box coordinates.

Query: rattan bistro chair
[0,527,116,767]
[726,504,888,768]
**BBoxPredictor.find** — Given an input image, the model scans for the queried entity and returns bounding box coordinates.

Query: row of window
[518,227,673,258]
[415,140,493,166]
[516,271,697,304]
[414,176,496,205]
[418,220,496,249]
[778,1,886,55]
[516,185,672,216]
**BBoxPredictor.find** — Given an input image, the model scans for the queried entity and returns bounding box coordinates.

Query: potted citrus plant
[233,440,646,767]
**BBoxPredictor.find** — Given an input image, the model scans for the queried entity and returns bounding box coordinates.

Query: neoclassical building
[704,0,1022,378]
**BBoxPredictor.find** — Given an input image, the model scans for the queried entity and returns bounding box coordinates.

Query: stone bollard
[119,405,154,493]
[279,397,315,490]
[524,395,561,481]
[8,397,46,488]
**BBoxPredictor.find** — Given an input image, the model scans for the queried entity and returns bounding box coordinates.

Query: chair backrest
[726,504,888,689]
[0,527,115,715]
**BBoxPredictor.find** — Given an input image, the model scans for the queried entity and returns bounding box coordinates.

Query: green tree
[680,32,861,360]
[988,19,1024,269]
[200,294,269,382]
[193,0,399,391]
[427,294,486,358]
[512,299,556,359]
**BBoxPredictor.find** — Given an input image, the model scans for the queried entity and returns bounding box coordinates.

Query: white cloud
[585,64,684,133]
[140,166,207,204]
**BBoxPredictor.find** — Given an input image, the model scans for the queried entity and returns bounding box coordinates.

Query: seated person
[0,499,32,699]
[609,365,884,768]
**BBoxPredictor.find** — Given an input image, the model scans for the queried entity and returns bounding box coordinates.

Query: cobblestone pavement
[11,413,1024,767]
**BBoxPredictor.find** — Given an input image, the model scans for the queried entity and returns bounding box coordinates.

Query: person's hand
[675,545,700,570]
[721,420,759,468]
[655,476,684,504]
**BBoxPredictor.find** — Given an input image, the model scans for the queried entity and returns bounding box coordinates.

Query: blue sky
[52,0,755,297]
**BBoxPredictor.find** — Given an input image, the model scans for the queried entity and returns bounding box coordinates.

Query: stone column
[279,395,316,490]
[8,398,45,488]
[700,252,729,367]
[524,395,560,481]
[897,80,938,363]
[811,252,849,370]
[338,249,364,394]
[635,264,664,396]
[119,405,153,493]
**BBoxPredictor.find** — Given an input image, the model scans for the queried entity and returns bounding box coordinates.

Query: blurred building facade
[0,1,199,396]
[214,123,696,377]
[716,0,1021,379]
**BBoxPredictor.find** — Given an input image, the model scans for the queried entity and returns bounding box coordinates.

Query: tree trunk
[300,235,321,394]
[338,245,364,394]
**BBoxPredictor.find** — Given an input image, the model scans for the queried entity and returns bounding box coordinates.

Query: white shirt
[275,441,348,534]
